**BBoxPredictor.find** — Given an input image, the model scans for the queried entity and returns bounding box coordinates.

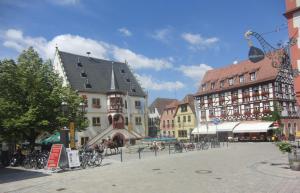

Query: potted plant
[276,141,300,171]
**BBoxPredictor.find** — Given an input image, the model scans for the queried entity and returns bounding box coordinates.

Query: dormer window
[132,88,136,92]
[202,84,206,91]
[85,79,92,88]
[239,75,244,83]
[81,70,87,77]
[250,72,256,81]
[121,69,125,73]
[126,78,130,82]
[220,80,224,88]
[77,58,82,67]
[228,78,234,86]
[211,82,215,89]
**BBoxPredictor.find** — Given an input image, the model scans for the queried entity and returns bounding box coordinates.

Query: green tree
[0,47,87,150]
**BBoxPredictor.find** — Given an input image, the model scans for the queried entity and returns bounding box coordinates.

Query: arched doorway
[112,133,125,147]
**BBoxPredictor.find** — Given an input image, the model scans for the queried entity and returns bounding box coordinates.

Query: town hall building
[53,48,148,147]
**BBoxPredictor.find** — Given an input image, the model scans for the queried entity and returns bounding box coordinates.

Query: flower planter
[288,150,300,171]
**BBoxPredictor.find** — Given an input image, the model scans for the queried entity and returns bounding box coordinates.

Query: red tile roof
[195,57,279,96]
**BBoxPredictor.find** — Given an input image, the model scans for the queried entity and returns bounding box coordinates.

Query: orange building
[284,0,300,105]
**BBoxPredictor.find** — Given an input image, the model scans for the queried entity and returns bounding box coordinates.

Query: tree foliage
[0,47,88,148]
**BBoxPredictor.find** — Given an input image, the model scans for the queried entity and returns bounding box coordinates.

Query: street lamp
[61,101,69,148]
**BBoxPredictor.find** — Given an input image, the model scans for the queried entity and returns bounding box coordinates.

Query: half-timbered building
[194,57,299,141]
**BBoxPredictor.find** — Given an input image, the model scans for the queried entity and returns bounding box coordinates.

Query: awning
[192,122,240,135]
[233,121,273,133]
[215,122,240,132]
[41,131,61,144]
[192,124,217,135]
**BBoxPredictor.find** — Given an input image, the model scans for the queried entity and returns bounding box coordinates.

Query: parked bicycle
[79,145,104,169]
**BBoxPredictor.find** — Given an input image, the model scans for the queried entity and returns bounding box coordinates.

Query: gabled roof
[195,57,279,96]
[57,51,146,97]
[175,94,195,115]
[149,98,177,115]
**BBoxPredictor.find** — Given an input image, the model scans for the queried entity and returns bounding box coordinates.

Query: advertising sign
[66,148,80,168]
[47,144,63,169]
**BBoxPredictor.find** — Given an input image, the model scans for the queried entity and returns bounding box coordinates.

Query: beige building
[174,95,196,141]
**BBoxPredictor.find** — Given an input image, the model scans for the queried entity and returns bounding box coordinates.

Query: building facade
[148,98,177,137]
[194,57,299,140]
[53,48,147,147]
[285,0,300,105]
[159,100,179,137]
[174,95,196,141]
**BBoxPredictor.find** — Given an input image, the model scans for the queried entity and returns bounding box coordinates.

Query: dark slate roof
[58,51,146,97]
[149,98,177,115]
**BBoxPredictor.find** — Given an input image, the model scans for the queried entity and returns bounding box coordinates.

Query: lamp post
[61,101,69,148]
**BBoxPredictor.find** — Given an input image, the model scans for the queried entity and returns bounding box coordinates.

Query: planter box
[288,150,300,171]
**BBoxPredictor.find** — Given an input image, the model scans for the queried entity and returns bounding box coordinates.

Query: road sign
[47,144,63,169]
[213,118,220,125]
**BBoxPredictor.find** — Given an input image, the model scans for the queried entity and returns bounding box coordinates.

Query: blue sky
[0,0,288,103]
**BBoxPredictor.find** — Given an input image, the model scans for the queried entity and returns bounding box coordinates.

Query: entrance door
[112,133,125,147]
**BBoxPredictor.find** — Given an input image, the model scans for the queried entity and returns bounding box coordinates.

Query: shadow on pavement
[0,167,49,184]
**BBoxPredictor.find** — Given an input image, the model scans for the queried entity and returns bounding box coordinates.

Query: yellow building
[174,95,196,141]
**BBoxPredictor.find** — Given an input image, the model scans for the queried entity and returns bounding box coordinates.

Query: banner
[66,148,80,168]
[47,144,63,169]
[69,122,75,149]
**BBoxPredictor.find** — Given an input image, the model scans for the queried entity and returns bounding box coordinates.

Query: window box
[92,104,101,108]
[263,109,271,115]
[261,91,269,96]
[244,111,251,116]
[233,112,240,117]
[220,114,227,119]
[253,110,260,116]
[252,92,260,97]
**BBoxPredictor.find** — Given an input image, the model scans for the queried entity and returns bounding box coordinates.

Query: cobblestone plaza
[1,143,300,193]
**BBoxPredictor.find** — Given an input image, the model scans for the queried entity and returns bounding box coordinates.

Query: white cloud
[2,28,172,71]
[112,47,172,71]
[178,63,213,81]
[151,28,172,43]
[182,33,219,50]
[135,74,184,91]
[50,0,80,5]
[118,28,132,37]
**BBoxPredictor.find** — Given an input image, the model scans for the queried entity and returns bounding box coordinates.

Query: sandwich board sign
[66,148,80,168]
[47,144,63,169]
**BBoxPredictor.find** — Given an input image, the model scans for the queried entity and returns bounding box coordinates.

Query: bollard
[168,143,171,155]
[120,148,123,162]
[138,149,141,159]
[227,141,228,147]
[155,146,157,156]
[298,141,299,148]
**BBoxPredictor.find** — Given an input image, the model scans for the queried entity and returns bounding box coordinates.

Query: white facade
[53,50,147,146]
